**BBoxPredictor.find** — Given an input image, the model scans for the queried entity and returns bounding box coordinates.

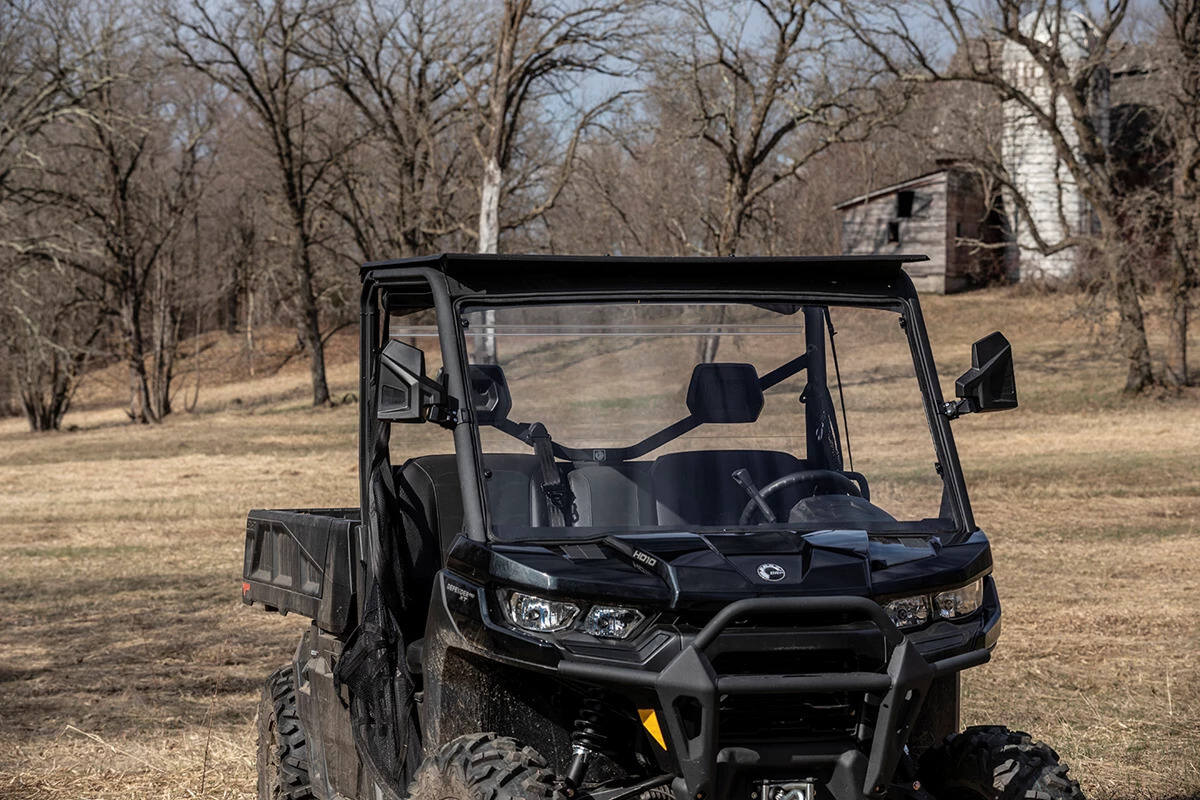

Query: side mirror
[950,332,1017,417]
[433,363,512,426]
[376,340,450,423]
[466,364,512,425]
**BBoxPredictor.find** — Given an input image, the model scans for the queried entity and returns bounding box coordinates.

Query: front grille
[712,649,869,745]
[719,692,859,743]
[710,648,868,675]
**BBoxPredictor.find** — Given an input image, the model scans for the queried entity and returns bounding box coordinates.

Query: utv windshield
[397,301,952,538]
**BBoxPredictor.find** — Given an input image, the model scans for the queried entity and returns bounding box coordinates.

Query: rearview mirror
[686,363,764,423]
[952,332,1017,416]
[376,340,449,423]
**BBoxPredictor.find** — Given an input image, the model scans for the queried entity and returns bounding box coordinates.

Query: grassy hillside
[1,288,1198,799]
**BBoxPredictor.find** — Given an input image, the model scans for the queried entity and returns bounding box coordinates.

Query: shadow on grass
[0,566,305,743]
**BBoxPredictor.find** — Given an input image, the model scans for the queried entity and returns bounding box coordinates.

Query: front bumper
[556,595,990,800]
[429,572,1000,800]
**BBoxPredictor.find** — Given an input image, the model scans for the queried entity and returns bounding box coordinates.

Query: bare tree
[659,1,868,256]
[830,0,1163,393]
[166,0,357,407]
[465,0,641,254]
[0,0,111,202]
[318,0,481,260]
[0,0,111,425]
[1160,0,1200,386]
[649,0,890,360]
[0,249,106,431]
[2,14,209,424]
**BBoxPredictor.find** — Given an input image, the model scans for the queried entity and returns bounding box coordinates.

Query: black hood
[446,528,992,612]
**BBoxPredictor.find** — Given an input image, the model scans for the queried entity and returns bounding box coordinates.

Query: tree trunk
[223,281,240,335]
[246,284,256,377]
[1105,245,1156,393]
[1167,146,1196,387]
[479,157,502,255]
[295,239,330,406]
[474,156,502,364]
[1167,239,1192,388]
[122,293,159,424]
[127,360,157,423]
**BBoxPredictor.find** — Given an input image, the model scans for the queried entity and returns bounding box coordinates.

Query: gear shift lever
[731,468,777,524]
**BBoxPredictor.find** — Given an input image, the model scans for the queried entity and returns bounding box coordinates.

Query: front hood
[447,528,992,610]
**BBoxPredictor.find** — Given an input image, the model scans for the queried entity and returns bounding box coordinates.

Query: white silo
[1002,11,1110,281]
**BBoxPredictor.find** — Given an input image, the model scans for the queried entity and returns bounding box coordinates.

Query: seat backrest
[397,454,547,555]
[651,449,807,526]
[397,449,811,544]
[567,462,656,527]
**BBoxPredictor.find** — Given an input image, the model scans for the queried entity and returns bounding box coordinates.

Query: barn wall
[838,174,951,293]
[945,171,986,292]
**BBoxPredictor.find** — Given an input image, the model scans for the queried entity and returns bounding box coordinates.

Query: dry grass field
[1,287,1199,800]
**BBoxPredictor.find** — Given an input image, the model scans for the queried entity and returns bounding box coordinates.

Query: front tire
[919,726,1085,800]
[256,666,316,800]
[408,733,567,800]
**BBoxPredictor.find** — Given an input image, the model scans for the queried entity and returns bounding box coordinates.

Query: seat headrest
[686,363,763,423]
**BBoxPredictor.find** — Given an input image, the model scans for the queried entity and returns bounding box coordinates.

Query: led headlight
[883,595,931,629]
[934,578,983,619]
[579,605,645,639]
[505,591,579,633]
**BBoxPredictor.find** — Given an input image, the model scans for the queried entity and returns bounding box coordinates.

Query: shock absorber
[566,691,614,787]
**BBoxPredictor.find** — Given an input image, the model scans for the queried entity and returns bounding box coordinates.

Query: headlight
[579,605,645,639]
[934,579,983,619]
[883,595,930,629]
[505,591,579,632]
[881,577,987,630]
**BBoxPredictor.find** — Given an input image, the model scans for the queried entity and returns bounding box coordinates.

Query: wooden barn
[834,167,1006,294]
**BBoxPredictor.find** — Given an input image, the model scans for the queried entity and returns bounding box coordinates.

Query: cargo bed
[242,508,358,635]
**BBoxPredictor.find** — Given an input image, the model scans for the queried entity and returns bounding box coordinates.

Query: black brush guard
[558,596,991,800]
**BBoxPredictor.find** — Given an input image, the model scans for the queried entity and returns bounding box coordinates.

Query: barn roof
[832,168,951,211]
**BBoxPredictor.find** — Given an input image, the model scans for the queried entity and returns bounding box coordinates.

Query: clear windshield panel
[449,302,949,536]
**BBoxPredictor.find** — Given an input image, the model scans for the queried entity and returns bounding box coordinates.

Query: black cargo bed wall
[242,508,358,635]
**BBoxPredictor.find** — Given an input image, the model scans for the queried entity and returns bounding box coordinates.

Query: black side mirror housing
[376,340,451,423]
[949,332,1017,417]
[466,364,512,426]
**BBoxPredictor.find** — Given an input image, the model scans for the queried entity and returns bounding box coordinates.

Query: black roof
[362,253,928,297]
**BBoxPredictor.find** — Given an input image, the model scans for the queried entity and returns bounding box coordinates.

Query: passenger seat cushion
[652,450,808,526]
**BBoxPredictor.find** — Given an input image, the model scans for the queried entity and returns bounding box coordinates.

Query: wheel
[919,725,1085,800]
[408,733,567,800]
[637,788,674,800]
[256,666,316,800]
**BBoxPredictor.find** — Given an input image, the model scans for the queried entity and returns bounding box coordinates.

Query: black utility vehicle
[244,254,1082,800]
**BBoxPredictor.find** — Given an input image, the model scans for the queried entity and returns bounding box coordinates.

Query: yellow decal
[638,708,666,749]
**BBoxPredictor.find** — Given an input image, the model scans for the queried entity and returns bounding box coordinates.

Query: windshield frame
[443,288,974,543]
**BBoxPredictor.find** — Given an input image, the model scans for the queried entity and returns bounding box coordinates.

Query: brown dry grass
[1,287,1198,799]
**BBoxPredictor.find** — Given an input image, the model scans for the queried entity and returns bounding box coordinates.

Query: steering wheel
[732,468,863,525]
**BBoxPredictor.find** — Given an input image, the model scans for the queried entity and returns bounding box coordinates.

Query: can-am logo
[757,563,787,582]
[631,549,658,568]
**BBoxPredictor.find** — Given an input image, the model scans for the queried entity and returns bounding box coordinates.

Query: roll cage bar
[357,254,976,549]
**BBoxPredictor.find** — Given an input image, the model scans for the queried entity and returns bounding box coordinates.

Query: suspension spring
[566,691,615,786]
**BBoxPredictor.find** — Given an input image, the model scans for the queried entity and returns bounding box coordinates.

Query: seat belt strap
[523,422,575,526]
